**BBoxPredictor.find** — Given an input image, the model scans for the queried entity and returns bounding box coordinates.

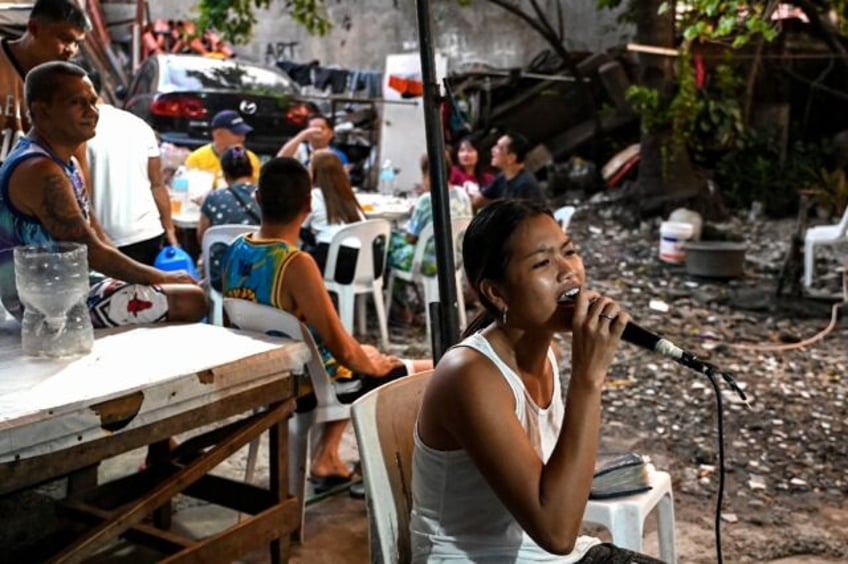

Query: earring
[501,307,508,326]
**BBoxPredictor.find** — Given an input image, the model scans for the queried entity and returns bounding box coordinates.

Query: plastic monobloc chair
[200,224,257,325]
[223,297,351,543]
[803,205,848,289]
[554,205,577,232]
[323,219,392,349]
[351,369,433,564]
[385,216,472,347]
[583,468,677,563]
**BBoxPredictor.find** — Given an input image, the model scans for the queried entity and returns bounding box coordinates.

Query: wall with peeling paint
[150,0,631,71]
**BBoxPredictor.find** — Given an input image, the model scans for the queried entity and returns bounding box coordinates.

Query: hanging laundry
[277,60,319,87]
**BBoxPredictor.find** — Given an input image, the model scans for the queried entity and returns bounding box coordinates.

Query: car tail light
[151,94,208,119]
[285,103,311,126]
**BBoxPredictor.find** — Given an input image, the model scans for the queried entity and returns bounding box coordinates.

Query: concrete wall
[149,0,632,72]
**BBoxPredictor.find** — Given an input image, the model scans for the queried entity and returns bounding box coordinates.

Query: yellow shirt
[184,143,261,189]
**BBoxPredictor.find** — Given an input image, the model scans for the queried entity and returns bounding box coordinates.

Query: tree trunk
[630,0,702,213]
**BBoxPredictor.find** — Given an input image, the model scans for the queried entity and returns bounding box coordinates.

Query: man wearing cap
[184,109,261,189]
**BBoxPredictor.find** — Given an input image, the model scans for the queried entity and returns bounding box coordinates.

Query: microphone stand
[683,358,748,564]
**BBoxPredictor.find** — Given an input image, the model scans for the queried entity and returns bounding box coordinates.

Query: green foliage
[715,133,830,217]
[196,0,331,45]
[814,167,848,218]
[688,61,746,164]
[625,85,663,133]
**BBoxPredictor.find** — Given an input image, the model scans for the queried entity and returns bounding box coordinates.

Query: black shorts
[119,234,164,267]
[295,365,408,413]
[577,543,664,563]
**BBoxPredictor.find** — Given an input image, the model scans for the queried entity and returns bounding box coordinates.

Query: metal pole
[415,0,460,361]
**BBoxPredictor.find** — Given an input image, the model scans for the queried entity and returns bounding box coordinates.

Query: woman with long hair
[305,149,366,276]
[410,199,663,563]
[449,136,495,198]
[305,149,364,243]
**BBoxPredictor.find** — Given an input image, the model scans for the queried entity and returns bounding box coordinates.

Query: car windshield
[160,56,297,95]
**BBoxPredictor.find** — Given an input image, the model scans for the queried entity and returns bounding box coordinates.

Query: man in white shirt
[86,69,177,265]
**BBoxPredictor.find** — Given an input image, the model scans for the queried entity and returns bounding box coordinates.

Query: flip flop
[309,472,354,493]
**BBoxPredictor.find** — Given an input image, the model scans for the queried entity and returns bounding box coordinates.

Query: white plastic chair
[201,224,257,325]
[583,468,677,562]
[323,219,391,349]
[554,205,577,232]
[803,205,848,289]
[385,216,472,346]
[352,371,678,564]
[351,369,433,564]
[223,297,350,542]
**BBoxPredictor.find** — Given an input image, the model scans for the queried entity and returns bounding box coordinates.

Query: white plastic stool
[582,469,677,563]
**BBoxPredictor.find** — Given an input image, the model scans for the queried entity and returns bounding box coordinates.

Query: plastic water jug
[154,246,199,280]
[14,242,94,357]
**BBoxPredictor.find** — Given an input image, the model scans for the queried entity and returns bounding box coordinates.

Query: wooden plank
[268,405,290,561]
[159,498,299,564]
[66,465,99,499]
[59,499,194,553]
[90,391,144,432]
[182,473,276,515]
[0,381,295,495]
[78,466,161,510]
[48,402,291,564]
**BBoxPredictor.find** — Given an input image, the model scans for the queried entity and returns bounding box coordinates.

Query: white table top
[173,204,201,229]
[356,192,413,221]
[0,322,310,462]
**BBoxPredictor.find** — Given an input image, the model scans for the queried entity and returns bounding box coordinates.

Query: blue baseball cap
[211,110,253,134]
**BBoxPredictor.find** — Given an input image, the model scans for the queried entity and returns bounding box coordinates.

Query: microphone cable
[701,361,731,564]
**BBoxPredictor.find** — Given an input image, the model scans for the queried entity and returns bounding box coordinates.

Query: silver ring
[599,313,616,320]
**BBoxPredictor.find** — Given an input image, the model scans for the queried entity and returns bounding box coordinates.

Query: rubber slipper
[349,481,365,500]
[309,472,354,493]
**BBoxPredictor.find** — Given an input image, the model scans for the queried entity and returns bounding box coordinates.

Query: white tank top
[409,332,599,562]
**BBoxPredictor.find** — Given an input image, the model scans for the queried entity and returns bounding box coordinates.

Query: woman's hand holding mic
[569,289,630,391]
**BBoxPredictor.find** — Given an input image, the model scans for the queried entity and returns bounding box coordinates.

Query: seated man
[0,61,207,327]
[184,109,262,190]
[221,157,430,490]
[276,113,349,168]
[471,132,545,210]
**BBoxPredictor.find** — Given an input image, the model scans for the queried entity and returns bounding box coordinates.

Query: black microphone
[564,289,716,376]
[621,321,713,375]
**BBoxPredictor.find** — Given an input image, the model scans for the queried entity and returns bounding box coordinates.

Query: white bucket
[659,221,695,264]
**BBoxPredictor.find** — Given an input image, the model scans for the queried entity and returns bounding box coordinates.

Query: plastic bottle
[170,166,189,214]
[378,159,397,195]
[14,242,94,357]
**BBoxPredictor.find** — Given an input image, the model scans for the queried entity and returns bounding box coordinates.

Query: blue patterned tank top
[0,137,88,317]
[221,233,352,380]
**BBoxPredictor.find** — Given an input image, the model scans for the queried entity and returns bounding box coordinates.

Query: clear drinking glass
[13,242,94,357]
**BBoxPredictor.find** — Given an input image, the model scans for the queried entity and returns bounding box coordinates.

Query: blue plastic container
[154,246,199,280]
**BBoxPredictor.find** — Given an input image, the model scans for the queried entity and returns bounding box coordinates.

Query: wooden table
[0,322,310,563]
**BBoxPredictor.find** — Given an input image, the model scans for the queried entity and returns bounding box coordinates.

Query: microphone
[561,289,748,403]
[563,289,717,377]
[621,321,713,375]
